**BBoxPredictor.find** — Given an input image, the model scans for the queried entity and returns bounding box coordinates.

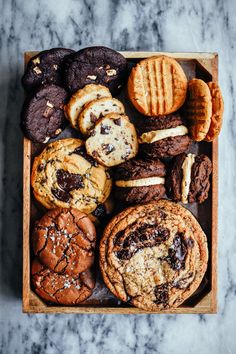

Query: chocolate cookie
[138,114,191,158]
[31,138,112,213]
[31,258,95,305]
[22,48,74,91]
[63,46,128,95]
[32,208,96,277]
[166,153,212,204]
[21,84,68,143]
[114,158,166,204]
[100,200,208,311]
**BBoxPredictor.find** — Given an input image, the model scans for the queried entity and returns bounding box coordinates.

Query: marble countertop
[1,0,236,353]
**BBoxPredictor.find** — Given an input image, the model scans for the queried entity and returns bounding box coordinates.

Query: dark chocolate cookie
[114,158,166,204]
[21,84,68,143]
[166,153,212,204]
[22,48,74,91]
[63,46,128,95]
[138,114,191,158]
[31,258,95,305]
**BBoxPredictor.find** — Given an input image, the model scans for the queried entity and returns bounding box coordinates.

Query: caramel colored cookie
[166,153,212,204]
[85,113,138,167]
[64,84,112,130]
[31,258,95,305]
[128,56,187,116]
[31,138,112,213]
[32,208,96,277]
[204,82,224,141]
[138,114,191,158]
[100,200,208,311]
[114,158,166,204]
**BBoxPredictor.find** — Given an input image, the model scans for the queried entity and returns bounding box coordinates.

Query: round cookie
[114,158,166,204]
[99,200,208,311]
[128,56,187,116]
[85,113,138,167]
[32,208,96,277]
[31,258,95,305]
[64,84,112,130]
[31,138,112,213]
[22,48,74,91]
[166,153,212,204]
[138,114,191,158]
[63,46,128,95]
[21,84,68,143]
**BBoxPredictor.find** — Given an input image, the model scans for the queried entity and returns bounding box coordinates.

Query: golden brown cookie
[31,258,95,305]
[100,200,208,311]
[204,82,224,141]
[31,138,112,213]
[184,79,212,141]
[32,208,96,277]
[128,56,187,116]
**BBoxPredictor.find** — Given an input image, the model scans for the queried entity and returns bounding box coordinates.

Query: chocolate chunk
[92,204,106,218]
[51,188,70,202]
[102,143,115,155]
[100,124,111,135]
[166,233,188,270]
[114,118,121,126]
[90,112,97,123]
[154,284,169,305]
[56,169,84,191]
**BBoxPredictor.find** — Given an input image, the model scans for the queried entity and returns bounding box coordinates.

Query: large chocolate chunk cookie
[22,48,74,91]
[63,46,128,95]
[21,84,68,143]
[100,200,208,311]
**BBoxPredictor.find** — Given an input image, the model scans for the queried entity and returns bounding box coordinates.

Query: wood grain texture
[22,51,218,314]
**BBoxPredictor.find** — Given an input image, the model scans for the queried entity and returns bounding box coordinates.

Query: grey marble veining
[0,0,236,353]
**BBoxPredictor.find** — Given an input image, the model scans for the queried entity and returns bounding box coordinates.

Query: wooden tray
[23,51,218,314]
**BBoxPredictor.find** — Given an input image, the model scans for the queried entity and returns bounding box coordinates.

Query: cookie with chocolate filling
[21,84,68,143]
[114,158,166,204]
[32,208,96,277]
[138,114,191,158]
[31,258,95,305]
[22,48,74,91]
[31,138,112,213]
[166,153,212,204]
[100,199,208,311]
[63,46,128,95]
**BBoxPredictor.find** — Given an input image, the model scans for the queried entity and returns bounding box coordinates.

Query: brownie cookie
[22,48,74,91]
[63,46,128,95]
[166,153,212,204]
[32,208,96,277]
[32,258,95,305]
[100,200,208,311]
[21,84,68,143]
[85,113,138,167]
[138,114,191,158]
[114,158,166,204]
[31,138,112,213]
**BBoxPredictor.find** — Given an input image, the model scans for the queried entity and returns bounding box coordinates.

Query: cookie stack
[21,46,224,311]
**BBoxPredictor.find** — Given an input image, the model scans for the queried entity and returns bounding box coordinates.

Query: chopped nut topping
[106,69,117,76]
[33,66,42,75]
[32,57,40,65]
[46,101,54,108]
[55,128,62,135]
[87,75,97,80]
[98,66,103,69]
[53,64,58,70]
[43,137,50,143]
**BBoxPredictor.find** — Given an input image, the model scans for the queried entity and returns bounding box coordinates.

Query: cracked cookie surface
[32,208,96,277]
[31,138,112,212]
[31,258,95,305]
[100,199,208,311]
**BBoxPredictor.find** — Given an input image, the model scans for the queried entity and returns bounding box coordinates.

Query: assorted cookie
[138,114,191,158]
[31,138,112,213]
[99,200,208,311]
[166,153,212,204]
[63,46,128,94]
[85,113,138,167]
[114,158,166,204]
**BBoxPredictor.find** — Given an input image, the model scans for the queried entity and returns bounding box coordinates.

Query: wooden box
[23,51,218,314]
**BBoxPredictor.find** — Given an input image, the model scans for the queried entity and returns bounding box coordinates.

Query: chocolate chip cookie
[63,46,128,95]
[31,138,112,212]
[21,84,68,143]
[100,200,208,311]
[22,48,74,91]
[114,158,166,204]
[138,114,191,158]
[31,258,95,305]
[166,153,212,204]
[32,208,96,277]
